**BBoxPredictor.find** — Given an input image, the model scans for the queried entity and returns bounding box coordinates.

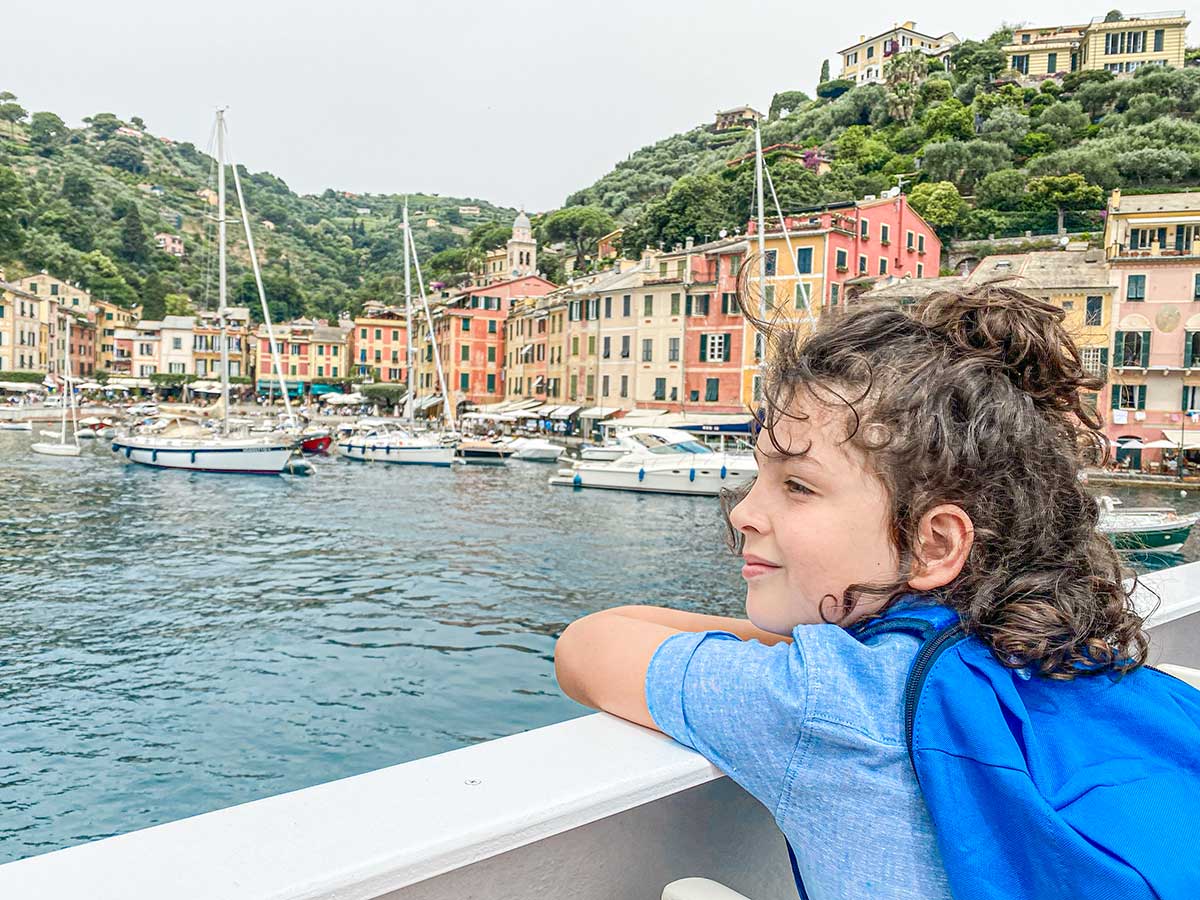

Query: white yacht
[506,436,564,462]
[338,425,455,467]
[549,428,756,496]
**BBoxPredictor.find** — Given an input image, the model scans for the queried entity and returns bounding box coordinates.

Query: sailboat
[339,202,456,466]
[110,109,296,474]
[31,314,82,458]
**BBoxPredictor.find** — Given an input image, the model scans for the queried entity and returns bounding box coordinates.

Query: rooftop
[1110,191,1200,215]
[967,249,1111,290]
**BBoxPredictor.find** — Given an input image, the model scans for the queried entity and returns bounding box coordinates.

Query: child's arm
[554,605,789,731]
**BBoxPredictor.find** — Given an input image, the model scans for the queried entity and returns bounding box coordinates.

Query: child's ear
[907,504,974,592]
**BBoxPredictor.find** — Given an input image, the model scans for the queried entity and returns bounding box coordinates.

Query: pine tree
[119,204,148,263]
[819,59,830,84]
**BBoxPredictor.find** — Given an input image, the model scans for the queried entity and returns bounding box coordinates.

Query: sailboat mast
[405,224,456,433]
[59,311,70,444]
[216,108,231,435]
[754,125,768,321]
[403,202,415,425]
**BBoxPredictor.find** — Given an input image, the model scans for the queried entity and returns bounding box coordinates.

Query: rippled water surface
[1,434,1196,863]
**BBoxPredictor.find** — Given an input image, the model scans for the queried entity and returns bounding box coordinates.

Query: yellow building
[839,21,959,85]
[0,279,42,373]
[93,297,142,373]
[1005,11,1188,80]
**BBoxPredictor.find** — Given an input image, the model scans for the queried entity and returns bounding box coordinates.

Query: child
[554,284,1156,900]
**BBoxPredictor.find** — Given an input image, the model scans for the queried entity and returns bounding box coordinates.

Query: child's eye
[785,479,814,496]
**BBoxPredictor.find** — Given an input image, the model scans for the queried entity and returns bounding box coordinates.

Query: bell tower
[507,210,537,278]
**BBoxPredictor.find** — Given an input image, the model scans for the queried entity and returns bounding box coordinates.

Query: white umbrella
[1117,439,1146,449]
[1142,439,1179,449]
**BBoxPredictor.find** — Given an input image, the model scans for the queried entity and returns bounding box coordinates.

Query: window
[460,373,469,391]
[588,335,597,355]
[620,375,629,398]
[461,318,471,331]
[1113,384,1145,411]
[644,295,654,317]
[486,374,495,393]
[374,328,382,340]
[1085,296,1103,326]
[916,263,924,278]
[642,339,653,362]
[721,292,740,315]
[858,255,868,274]
[917,234,926,253]
[1126,275,1146,300]
[172,337,182,350]
[50,283,58,296]
[487,346,495,362]
[1194,273,1200,299]
[169,362,184,374]
[1154,28,1164,52]
[880,224,890,245]
[461,345,470,361]
[659,261,668,278]
[1185,331,1200,368]
[622,295,631,317]
[620,335,630,358]
[1047,52,1057,74]
[860,218,870,239]
[705,378,720,402]
[602,374,610,397]
[866,45,874,59]
[764,250,777,277]
[1115,330,1149,367]
[835,248,848,271]
[701,333,730,362]
[1012,54,1029,74]
[488,320,496,333]
[1081,346,1108,376]
[796,247,813,274]
[602,336,611,358]
[570,374,577,397]
[830,283,840,306]
[604,296,612,318]
[879,258,888,275]
[669,337,680,362]
[794,282,811,310]
[360,349,367,362]
[572,336,579,356]
[906,231,915,250]
[649,377,666,401]
[1185,384,1199,412]
[730,256,741,277]
[1021,33,1031,44]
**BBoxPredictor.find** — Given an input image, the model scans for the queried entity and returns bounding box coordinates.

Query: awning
[310,383,341,396]
[549,405,581,419]
[0,381,44,392]
[190,379,224,394]
[1163,428,1200,450]
[78,381,103,390]
[579,406,621,419]
[107,377,155,389]
[415,395,444,410]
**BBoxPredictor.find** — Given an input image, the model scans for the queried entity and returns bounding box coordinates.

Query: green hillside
[0,103,516,322]
[565,29,1200,257]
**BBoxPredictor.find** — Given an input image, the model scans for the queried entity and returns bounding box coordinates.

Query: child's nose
[729,479,767,534]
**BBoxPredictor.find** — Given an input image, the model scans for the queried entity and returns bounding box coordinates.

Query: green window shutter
[1111,385,1121,409]
[1113,330,1124,364]
[699,334,708,362]
[1140,331,1151,368]
[1137,385,1147,410]
[1185,333,1194,369]
[723,333,732,362]
[1099,347,1109,369]
[1185,386,1192,412]
[685,294,693,316]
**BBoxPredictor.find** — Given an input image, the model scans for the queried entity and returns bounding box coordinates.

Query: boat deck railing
[1,561,1197,900]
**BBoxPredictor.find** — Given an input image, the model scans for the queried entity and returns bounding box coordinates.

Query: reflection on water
[0,434,1195,862]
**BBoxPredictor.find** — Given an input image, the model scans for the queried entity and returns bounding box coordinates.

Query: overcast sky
[7,2,1195,211]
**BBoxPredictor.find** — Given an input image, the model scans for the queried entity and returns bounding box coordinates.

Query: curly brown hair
[723,277,1149,678]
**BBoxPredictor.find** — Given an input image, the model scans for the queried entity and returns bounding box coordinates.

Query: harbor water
[0,435,1197,863]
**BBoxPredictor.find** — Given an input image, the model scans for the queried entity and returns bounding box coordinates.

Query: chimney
[685,236,695,250]
[1110,188,1121,211]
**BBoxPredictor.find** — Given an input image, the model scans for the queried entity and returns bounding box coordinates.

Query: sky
[6,2,1195,211]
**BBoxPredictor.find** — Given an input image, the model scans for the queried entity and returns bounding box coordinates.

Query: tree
[816,79,854,101]
[118,203,148,263]
[922,98,973,141]
[1104,9,1124,22]
[950,39,1007,80]
[61,170,94,207]
[102,138,145,173]
[975,169,1028,211]
[0,100,27,137]
[978,107,1030,150]
[1114,148,1194,186]
[37,199,93,251]
[87,113,122,140]
[81,250,138,306]
[1062,69,1114,93]
[163,294,195,316]
[28,111,67,155]
[885,51,926,125]
[819,59,830,84]
[468,221,511,250]
[835,126,894,172]
[768,90,810,121]
[541,205,616,270]
[0,166,27,254]
[920,140,1011,192]
[1026,173,1105,233]
[1037,100,1090,148]
[141,271,167,320]
[130,116,146,130]
[907,181,968,235]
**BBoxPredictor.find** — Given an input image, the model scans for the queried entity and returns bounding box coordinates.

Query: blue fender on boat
[638,468,645,482]
[151,450,158,462]
[124,446,131,459]
[689,468,696,482]
[190,451,197,464]
[720,465,727,479]
[573,472,582,487]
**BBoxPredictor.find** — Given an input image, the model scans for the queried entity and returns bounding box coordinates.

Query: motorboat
[77,416,115,439]
[0,421,33,432]
[297,426,332,454]
[549,428,756,496]
[506,436,564,462]
[338,425,456,467]
[1096,496,1199,553]
[457,438,513,465]
[112,416,298,474]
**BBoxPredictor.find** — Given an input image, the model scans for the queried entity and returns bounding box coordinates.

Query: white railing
[1,561,1197,900]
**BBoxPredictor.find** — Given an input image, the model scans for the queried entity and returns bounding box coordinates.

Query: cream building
[94,298,142,373]
[160,316,196,375]
[839,21,959,84]
[1005,11,1189,80]
[0,279,42,372]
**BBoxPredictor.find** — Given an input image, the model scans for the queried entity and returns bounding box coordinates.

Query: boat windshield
[628,432,714,454]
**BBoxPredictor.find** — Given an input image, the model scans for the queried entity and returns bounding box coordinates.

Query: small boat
[77,416,115,439]
[339,426,456,467]
[40,429,64,439]
[299,428,332,454]
[550,428,756,496]
[32,317,83,459]
[507,437,564,462]
[30,441,82,457]
[457,438,513,465]
[1096,496,1200,553]
[0,422,33,432]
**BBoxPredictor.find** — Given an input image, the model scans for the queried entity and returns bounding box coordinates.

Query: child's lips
[741,554,781,579]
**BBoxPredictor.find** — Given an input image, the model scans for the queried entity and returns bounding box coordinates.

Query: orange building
[350,301,408,383]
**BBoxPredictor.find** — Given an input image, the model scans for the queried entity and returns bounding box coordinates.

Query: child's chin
[746,594,802,636]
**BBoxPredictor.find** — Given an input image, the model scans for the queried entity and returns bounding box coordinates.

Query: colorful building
[70,310,97,378]
[194,308,251,379]
[0,279,42,373]
[504,296,553,403]
[1103,189,1200,463]
[93,297,142,374]
[1005,11,1188,80]
[351,301,408,383]
[839,22,959,85]
[154,232,186,257]
[713,106,763,132]
[255,319,350,396]
[478,211,539,286]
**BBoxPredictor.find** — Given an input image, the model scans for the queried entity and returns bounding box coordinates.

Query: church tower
[506,210,537,279]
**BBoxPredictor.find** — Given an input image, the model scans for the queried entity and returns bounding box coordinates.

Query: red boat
[299,430,332,454]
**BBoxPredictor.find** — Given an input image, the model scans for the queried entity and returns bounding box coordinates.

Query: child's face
[730,400,899,635]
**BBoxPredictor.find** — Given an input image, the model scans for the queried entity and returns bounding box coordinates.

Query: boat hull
[0,422,33,432]
[339,441,455,467]
[457,448,512,465]
[1104,522,1196,553]
[549,457,755,497]
[300,433,333,454]
[31,442,82,457]
[111,438,296,474]
[513,447,564,462]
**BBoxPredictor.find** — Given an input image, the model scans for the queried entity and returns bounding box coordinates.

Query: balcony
[0,562,1195,900]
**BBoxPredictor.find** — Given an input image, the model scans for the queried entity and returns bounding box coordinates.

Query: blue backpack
[787,600,1200,900]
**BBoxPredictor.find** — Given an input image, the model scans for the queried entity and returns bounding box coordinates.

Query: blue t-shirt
[646,622,952,900]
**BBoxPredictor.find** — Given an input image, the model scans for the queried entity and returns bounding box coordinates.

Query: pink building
[155,233,185,258]
[1103,190,1200,469]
